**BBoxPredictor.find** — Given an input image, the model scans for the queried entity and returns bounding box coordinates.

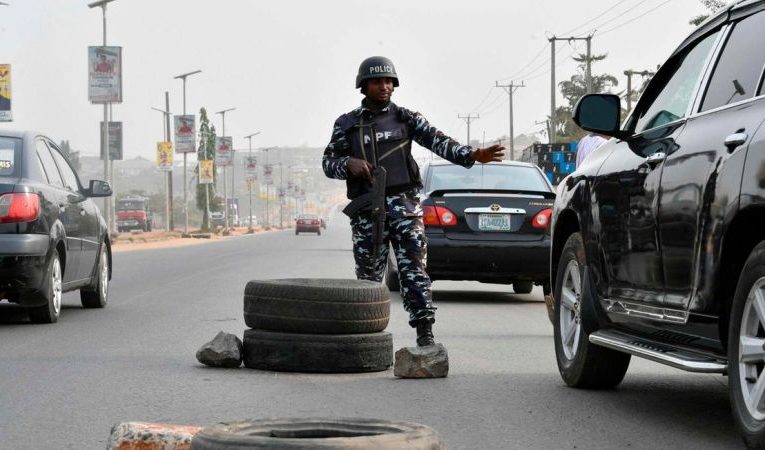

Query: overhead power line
[596,0,674,36]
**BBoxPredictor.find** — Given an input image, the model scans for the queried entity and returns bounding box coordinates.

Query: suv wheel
[554,233,630,388]
[729,241,765,447]
[80,244,109,308]
[29,251,63,324]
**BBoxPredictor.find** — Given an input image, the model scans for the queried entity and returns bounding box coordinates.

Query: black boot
[416,321,435,347]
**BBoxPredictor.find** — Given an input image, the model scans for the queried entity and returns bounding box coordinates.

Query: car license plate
[478,213,512,231]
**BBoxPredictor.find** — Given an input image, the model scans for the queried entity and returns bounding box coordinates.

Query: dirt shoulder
[111,227,286,253]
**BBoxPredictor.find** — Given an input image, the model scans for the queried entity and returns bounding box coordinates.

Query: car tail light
[532,208,552,228]
[423,205,457,227]
[0,193,40,223]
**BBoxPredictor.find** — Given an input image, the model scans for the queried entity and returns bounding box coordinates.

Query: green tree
[58,140,81,171]
[690,0,727,26]
[554,53,619,141]
[195,107,219,231]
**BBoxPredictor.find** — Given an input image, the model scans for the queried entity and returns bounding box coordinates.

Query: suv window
[48,143,80,192]
[634,30,720,133]
[36,139,64,187]
[701,11,765,111]
[0,137,21,178]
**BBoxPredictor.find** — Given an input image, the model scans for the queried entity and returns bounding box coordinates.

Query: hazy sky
[0,0,707,160]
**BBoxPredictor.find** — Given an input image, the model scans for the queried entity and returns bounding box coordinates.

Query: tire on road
[190,418,444,450]
[553,232,630,388]
[81,243,109,308]
[244,279,390,334]
[729,240,765,448]
[243,330,393,373]
[28,251,63,324]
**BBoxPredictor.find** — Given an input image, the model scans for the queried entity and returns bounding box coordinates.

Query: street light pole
[262,148,270,229]
[151,104,172,231]
[174,69,201,236]
[216,107,235,232]
[244,131,260,233]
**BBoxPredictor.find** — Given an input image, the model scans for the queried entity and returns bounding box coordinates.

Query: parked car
[0,131,112,323]
[548,3,765,446]
[209,211,225,228]
[385,160,553,293]
[116,196,152,232]
[295,214,321,235]
[244,215,258,228]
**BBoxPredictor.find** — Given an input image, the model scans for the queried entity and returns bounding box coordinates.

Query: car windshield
[427,164,550,193]
[0,137,21,178]
[298,215,317,220]
[117,200,144,211]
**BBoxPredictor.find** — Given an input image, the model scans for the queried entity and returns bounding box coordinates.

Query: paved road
[0,212,742,449]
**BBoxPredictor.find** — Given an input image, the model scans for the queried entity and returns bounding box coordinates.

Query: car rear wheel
[81,244,109,308]
[554,233,630,388]
[28,251,63,324]
[729,241,765,448]
[513,281,533,294]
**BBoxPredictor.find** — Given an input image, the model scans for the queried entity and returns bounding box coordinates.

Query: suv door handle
[645,152,666,167]
[725,132,748,152]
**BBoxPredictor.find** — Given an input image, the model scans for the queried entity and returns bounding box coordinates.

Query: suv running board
[589,329,727,374]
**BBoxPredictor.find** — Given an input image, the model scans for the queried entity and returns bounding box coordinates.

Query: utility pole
[262,147,270,229]
[244,131,260,233]
[216,107,235,232]
[457,113,479,147]
[174,69,201,236]
[151,102,171,231]
[165,91,173,231]
[623,69,656,113]
[495,80,524,160]
[549,34,593,143]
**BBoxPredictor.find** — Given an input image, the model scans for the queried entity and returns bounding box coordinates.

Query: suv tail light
[0,193,40,223]
[423,205,458,227]
[532,208,552,228]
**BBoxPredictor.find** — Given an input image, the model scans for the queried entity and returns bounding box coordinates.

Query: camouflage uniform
[323,100,474,325]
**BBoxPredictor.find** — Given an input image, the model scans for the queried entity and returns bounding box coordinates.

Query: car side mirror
[573,94,629,140]
[84,179,112,197]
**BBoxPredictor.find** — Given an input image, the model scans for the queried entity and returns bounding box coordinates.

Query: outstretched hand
[470,144,506,163]
[346,157,374,182]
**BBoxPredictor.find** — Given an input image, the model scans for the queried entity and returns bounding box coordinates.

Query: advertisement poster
[199,160,214,184]
[100,121,123,160]
[88,46,122,103]
[263,164,273,185]
[245,156,257,179]
[174,115,196,153]
[0,64,11,122]
[215,137,232,166]
[156,142,173,171]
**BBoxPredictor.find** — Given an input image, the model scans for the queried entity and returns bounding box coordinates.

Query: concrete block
[394,344,449,378]
[107,422,202,450]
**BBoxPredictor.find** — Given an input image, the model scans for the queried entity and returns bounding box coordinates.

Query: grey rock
[196,331,243,368]
[394,343,449,378]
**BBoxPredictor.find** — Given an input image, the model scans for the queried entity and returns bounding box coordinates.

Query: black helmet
[356,56,399,89]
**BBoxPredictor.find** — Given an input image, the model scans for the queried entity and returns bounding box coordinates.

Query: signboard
[174,115,196,153]
[100,121,123,160]
[263,164,273,185]
[156,142,173,171]
[199,160,214,184]
[245,156,257,180]
[88,46,122,103]
[0,64,11,122]
[215,137,233,166]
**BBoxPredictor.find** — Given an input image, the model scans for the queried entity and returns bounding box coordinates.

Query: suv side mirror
[573,94,629,139]
[84,180,112,197]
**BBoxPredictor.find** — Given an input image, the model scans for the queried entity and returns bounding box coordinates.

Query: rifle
[342,122,387,259]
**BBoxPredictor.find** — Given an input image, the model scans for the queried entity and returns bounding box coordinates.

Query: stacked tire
[242,279,393,373]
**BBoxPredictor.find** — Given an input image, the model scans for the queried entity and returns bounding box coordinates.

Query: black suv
[549,1,765,446]
[0,131,112,323]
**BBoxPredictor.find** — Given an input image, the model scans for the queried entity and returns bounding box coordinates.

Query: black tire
[729,241,765,448]
[317,229,321,235]
[80,244,109,308]
[190,418,443,450]
[513,281,533,294]
[244,279,389,334]
[385,253,400,292]
[28,251,62,324]
[553,233,630,388]
[243,330,392,373]
[295,230,298,235]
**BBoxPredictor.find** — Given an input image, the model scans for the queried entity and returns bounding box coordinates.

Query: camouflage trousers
[350,213,435,326]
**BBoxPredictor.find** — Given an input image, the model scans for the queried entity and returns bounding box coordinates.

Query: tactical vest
[340,105,421,199]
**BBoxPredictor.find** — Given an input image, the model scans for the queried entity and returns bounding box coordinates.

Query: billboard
[0,64,11,122]
[263,164,273,185]
[174,115,196,153]
[199,160,214,184]
[88,46,122,103]
[156,142,173,171]
[245,156,257,180]
[100,121,123,160]
[215,137,233,166]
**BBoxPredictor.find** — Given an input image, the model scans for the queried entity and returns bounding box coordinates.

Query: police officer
[323,56,504,346]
